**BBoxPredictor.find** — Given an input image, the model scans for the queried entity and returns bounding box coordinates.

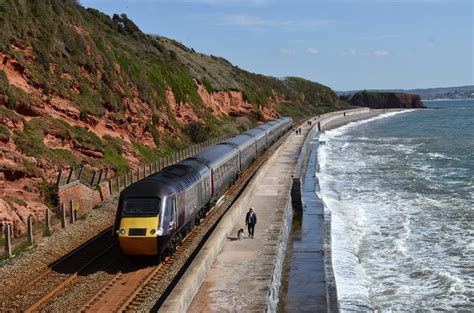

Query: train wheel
[158,253,165,263]
[171,242,176,254]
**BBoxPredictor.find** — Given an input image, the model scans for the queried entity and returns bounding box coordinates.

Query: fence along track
[15,128,291,312]
[77,130,291,312]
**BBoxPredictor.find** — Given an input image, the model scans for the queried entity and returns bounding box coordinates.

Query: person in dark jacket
[245,208,257,239]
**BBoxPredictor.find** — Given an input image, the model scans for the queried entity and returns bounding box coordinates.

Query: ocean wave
[316,103,474,310]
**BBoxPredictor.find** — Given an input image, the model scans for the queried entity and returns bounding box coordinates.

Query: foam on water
[317,102,474,311]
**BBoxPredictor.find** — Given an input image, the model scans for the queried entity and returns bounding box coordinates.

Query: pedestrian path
[188,120,315,312]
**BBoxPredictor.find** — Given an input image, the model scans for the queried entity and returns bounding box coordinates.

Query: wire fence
[107,134,232,196]
[0,202,83,260]
[1,134,232,261]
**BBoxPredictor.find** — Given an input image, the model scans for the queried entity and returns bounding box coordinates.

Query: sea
[317,99,474,311]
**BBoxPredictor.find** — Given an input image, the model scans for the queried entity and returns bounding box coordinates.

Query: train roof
[221,134,254,149]
[242,128,266,139]
[121,162,207,197]
[255,124,272,131]
[191,144,237,169]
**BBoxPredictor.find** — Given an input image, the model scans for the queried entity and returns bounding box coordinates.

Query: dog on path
[237,228,244,240]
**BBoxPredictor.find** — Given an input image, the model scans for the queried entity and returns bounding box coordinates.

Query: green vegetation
[13,129,48,157]
[50,119,103,151]
[21,158,42,177]
[0,0,341,126]
[132,141,160,163]
[0,0,347,190]
[52,149,79,167]
[39,181,59,208]
[183,121,209,143]
[0,124,10,141]
[102,147,129,175]
[43,228,53,237]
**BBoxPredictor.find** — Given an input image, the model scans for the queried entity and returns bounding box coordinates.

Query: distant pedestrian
[245,208,257,239]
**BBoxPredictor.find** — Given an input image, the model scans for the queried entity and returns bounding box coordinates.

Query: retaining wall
[159,108,392,312]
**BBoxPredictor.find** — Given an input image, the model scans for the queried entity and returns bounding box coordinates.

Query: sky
[80,0,473,91]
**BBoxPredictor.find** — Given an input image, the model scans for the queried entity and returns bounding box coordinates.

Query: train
[113,116,293,258]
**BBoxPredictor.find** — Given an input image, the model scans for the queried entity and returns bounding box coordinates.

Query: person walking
[245,208,257,239]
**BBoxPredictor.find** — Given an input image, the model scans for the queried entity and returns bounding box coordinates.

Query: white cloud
[280,48,297,56]
[222,14,333,28]
[343,49,389,57]
[343,48,357,56]
[372,50,389,56]
[306,48,320,55]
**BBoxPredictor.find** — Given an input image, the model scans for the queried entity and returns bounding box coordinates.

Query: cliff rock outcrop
[349,91,426,109]
[0,0,346,234]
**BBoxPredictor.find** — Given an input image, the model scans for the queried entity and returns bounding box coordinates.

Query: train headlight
[157,228,164,236]
[150,229,156,235]
[119,229,126,235]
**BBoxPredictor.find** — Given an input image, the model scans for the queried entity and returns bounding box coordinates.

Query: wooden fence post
[90,171,97,186]
[116,176,121,193]
[125,173,129,187]
[109,180,113,197]
[56,169,62,188]
[5,224,11,257]
[77,165,85,181]
[28,216,34,244]
[66,168,74,184]
[70,200,75,224]
[97,170,104,184]
[61,203,66,228]
[45,209,51,231]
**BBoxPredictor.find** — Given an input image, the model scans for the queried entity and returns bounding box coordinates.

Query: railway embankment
[160,107,391,312]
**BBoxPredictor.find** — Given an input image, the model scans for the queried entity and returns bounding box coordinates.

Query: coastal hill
[0,0,348,232]
[338,85,474,100]
[347,91,426,109]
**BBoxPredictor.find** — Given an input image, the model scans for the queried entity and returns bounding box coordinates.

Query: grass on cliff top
[102,147,129,176]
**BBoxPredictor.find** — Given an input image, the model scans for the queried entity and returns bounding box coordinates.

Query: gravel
[0,198,118,305]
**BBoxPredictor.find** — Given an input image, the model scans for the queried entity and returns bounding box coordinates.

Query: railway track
[0,227,115,312]
[2,130,291,312]
[78,131,291,312]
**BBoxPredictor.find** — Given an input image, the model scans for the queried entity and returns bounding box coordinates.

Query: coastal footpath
[159,108,399,313]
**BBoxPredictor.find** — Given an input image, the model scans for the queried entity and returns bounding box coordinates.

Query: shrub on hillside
[183,121,209,143]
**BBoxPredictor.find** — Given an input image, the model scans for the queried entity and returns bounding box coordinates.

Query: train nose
[117,217,159,255]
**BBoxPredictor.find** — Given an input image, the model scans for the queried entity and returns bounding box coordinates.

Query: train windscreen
[123,198,160,216]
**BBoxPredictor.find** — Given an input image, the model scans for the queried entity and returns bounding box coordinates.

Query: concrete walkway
[187,121,315,312]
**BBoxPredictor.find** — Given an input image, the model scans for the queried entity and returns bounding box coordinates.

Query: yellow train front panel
[117,217,159,255]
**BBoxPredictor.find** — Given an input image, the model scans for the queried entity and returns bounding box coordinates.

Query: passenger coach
[114,116,293,257]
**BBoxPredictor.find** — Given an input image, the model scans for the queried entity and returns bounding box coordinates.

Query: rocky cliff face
[0,0,346,234]
[349,91,426,109]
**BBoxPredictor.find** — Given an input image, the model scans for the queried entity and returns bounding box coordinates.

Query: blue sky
[81,0,473,91]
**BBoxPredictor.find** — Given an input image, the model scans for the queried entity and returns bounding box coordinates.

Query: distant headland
[337,85,474,100]
[341,91,426,109]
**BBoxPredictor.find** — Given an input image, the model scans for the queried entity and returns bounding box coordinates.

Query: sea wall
[286,107,389,312]
[161,108,390,313]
